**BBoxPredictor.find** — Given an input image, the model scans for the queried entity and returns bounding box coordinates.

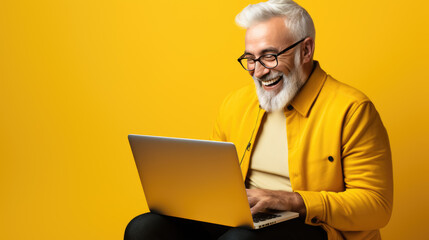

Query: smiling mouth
[261,76,282,87]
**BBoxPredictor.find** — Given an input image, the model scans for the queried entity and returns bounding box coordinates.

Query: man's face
[244,17,304,112]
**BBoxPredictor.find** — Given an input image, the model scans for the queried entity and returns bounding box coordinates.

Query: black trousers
[124,213,327,240]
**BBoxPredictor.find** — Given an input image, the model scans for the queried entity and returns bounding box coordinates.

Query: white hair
[235,0,315,41]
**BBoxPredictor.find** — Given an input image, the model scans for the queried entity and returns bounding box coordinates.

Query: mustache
[253,71,283,82]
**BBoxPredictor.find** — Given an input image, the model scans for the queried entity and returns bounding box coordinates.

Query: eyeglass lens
[241,55,277,71]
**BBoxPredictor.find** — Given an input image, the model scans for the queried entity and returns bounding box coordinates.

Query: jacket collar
[289,61,327,117]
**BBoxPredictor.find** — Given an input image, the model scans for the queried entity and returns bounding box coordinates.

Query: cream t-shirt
[245,110,292,192]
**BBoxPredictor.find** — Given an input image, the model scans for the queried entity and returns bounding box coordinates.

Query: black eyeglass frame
[237,37,307,71]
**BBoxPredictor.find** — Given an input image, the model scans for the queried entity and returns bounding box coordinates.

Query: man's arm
[297,101,393,231]
[246,102,393,231]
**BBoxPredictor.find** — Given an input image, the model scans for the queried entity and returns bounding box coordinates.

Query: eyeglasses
[237,37,306,71]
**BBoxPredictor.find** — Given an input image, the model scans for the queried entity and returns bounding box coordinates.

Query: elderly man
[125,0,393,239]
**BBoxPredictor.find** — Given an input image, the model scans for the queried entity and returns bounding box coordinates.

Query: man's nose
[253,61,270,79]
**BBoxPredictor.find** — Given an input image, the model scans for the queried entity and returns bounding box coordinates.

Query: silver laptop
[128,134,299,229]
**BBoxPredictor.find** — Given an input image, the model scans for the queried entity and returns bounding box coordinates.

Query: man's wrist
[273,190,307,217]
[292,192,307,218]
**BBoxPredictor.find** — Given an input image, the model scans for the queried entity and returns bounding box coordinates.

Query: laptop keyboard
[252,212,282,223]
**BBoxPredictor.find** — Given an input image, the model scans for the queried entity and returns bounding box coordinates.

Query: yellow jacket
[211,62,393,240]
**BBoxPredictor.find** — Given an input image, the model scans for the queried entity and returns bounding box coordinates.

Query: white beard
[253,55,305,112]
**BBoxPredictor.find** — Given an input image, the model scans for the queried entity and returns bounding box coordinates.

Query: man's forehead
[244,17,292,53]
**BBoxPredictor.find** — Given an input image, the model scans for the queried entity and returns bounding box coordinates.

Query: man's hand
[246,189,307,217]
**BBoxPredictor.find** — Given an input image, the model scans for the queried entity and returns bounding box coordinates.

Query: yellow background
[1,0,428,239]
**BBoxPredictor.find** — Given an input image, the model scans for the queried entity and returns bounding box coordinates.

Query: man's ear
[301,37,315,64]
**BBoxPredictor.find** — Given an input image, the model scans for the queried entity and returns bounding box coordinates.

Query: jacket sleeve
[210,90,239,142]
[210,111,226,142]
[296,101,393,231]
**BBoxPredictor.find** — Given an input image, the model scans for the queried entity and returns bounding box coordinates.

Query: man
[125,0,393,239]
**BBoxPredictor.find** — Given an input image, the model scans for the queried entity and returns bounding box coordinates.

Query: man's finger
[248,196,258,207]
[250,201,265,215]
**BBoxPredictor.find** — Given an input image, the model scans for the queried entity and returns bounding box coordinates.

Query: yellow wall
[1,0,428,239]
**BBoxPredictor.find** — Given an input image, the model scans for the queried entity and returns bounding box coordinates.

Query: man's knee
[124,213,152,240]
[124,213,176,240]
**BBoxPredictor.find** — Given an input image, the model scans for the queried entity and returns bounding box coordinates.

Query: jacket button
[311,217,319,224]
[328,156,334,162]
[287,105,294,111]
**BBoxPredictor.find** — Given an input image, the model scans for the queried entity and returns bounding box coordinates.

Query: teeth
[261,76,281,86]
